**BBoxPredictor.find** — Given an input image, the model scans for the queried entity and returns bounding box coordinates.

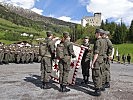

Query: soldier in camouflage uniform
[40,31,55,89]
[29,48,34,63]
[3,46,10,64]
[81,36,92,84]
[0,44,4,65]
[21,48,26,64]
[103,31,113,88]
[57,32,76,92]
[15,47,21,64]
[91,29,106,96]
[25,48,30,64]
[9,46,16,63]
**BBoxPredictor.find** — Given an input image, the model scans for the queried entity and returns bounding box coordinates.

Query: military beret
[63,32,69,37]
[84,36,89,39]
[46,31,52,36]
[95,29,104,34]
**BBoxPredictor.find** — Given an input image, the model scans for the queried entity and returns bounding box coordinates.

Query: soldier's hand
[109,56,113,60]
[91,63,94,69]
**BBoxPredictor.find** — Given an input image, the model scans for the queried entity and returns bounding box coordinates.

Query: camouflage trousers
[105,61,111,83]
[58,56,71,85]
[92,61,104,89]
[0,52,4,63]
[101,60,111,85]
[41,56,52,82]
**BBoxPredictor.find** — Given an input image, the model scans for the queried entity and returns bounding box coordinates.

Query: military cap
[84,36,89,39]
[46,31,52,37]
[63,32,69,37]
[104,31,110,35]
[95,29,104,34]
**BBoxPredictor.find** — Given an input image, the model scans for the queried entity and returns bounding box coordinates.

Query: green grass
[0,18,46,44]
[0,40,18,45]
[114,44,133,63]
[0,18,41,34]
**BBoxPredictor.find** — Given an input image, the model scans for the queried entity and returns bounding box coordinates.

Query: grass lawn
[114,44,133,63]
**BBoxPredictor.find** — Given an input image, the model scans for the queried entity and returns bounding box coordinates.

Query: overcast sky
[0,0,133,25]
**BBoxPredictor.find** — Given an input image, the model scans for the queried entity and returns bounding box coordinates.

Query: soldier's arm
[92,54,98,65]
[49,41,55,54]
[68,42,76,58]
[107,39,114,59]
[91,40,100,68]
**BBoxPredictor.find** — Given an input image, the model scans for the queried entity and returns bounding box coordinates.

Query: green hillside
[0,3,74,45]
[0,18,45,44]
[0,3,73,36]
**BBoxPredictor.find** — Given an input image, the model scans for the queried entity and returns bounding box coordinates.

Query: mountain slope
[1,2,76,26]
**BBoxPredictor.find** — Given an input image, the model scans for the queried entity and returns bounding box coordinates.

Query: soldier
[81,36,91,84]
[29,48,34,63]
[122,54,126,64]
[127,54,131,64]
[21,48,26,64]
[3,46,10,64]
[40,31,55,89]
[57,32,76,92]
[103,31,114,89]
[117,54,121,63]
[0,45,4,65]
[0,44,4,65]
[10,46,16,63]
[91,29,106,96]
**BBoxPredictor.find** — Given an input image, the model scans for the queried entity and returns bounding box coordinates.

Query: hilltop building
[81,13,102,27]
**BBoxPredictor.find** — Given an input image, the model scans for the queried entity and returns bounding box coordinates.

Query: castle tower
[81,13,102,27]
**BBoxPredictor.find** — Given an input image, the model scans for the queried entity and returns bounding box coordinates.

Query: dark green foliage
[113,24,122,44]
[4,31,20,41]
[100,20,106,30]
[100,20,129,44]
[128,20,133,42]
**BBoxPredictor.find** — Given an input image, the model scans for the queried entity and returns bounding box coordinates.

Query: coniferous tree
[113,24,122,44]
[128,20,133,42]
[100,20,106,30]
[120,23,127,43]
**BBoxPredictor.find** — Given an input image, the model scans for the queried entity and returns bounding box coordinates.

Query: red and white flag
[50,40,86,85]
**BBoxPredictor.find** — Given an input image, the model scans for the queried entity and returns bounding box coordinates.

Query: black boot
[41,82,51,89]
[105,82,110,88]
[81,75,86,84]
[85,76,89,84]
[94,88,101,96]
[59,84,63,92]
[60,85,70,92]
[101,85,105,91]
[0,62,3,65]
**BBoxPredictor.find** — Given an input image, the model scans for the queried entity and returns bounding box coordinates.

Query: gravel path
[0,62,133,100]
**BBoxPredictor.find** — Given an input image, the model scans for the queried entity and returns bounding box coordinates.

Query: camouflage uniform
[92,29,106,96]
[40,31,55,89]
[81,36,91,84]
[57,32,76,92]
[0,46,4,64]
[103,31,113,88]
[3,46,10,64]
[21,49,26,64]
[29,49,34,63]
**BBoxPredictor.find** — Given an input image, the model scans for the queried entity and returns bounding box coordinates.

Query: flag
[50,40,86,84]
[116,48,119,57]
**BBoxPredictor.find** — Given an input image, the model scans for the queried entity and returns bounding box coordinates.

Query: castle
[81,13,102,27]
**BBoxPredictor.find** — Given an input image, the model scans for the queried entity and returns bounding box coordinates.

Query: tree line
[71,20,133,44]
